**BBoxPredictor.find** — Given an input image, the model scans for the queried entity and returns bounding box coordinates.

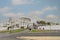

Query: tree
[37,21,40,24]
[40,20,46,25]
[56,23,59,25]
[46,22,51,25]
[37,20,46,25]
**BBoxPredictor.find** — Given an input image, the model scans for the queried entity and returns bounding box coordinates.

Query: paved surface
[0,30,60,40]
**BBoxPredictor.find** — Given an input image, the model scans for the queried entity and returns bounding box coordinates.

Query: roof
[20,17,31,21]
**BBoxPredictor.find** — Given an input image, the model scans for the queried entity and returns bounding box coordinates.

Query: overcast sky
[0,0,60,23]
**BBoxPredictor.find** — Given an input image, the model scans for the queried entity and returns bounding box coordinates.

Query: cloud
[27,10,44,22]
[29,6,57,16]
[46,15,60,23]
[3,13,16,17]
[3,13,24,17]
[30,11,43,15]
[1,6,58,23]
[43,6,57,11]
[46,15,58,19]
[12,0,34,5]
[28,6,57,17]
[0,7,11,13]
[27,6,58,22]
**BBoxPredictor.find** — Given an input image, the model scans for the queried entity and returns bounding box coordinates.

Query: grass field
[0,29,24,33]
[31,29,55,33]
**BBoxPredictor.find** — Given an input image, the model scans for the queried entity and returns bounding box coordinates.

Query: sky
[0,0,60,24]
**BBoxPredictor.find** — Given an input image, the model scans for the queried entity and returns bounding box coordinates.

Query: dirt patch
[16,36,60,40]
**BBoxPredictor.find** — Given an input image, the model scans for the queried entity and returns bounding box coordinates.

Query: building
[18,17,31,29]
[2,17,31,30]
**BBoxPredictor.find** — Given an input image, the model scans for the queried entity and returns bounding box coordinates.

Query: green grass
[0,30,9,33]
[0,29,24,33]
[9,29,24,33]
[31,29,54,33]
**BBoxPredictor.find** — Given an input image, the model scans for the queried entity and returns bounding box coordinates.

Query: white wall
[38,25,60,30]
[0,27,7,31]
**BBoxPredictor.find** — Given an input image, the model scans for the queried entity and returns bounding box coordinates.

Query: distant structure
[18,17,31,29]
[2,17,31,30]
